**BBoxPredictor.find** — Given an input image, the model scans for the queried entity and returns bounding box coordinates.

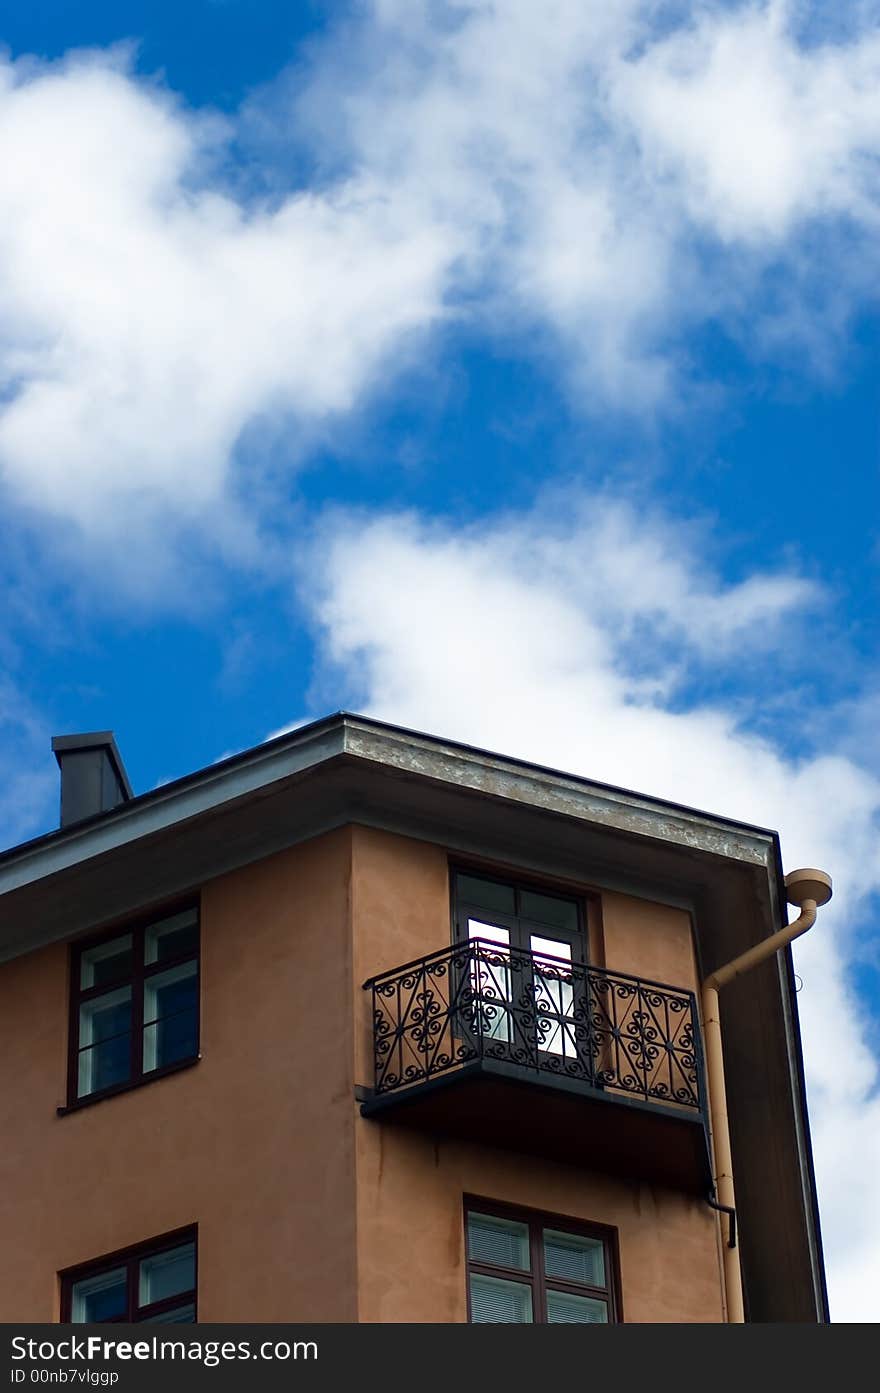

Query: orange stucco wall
[600,889,699,994]
[350,826,722,1323]
[1,820,720,1323]
[354,1126,722,1322]
[0,828,357,1322]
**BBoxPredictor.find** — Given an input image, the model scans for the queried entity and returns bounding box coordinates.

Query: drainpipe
[701,867,832,1323]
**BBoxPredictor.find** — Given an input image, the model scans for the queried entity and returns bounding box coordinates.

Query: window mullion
[76,978,130,1003]
[467,1260,531,1281]
[128,1254,138,1321]
[194,956,201,1072]
[135,1288,197,1320]
[513,886,525,954]
[143,948,198,979]
[132,924,145,1082]
[531,1217,547,1324]
[68,949,82,1107]
[544,1277,609,1299]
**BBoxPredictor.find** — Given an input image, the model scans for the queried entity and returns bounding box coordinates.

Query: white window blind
[467,1212,530,1270]
[469,1274,533,1323]
[543,1228,605,1286]
[546,1289,608,1323]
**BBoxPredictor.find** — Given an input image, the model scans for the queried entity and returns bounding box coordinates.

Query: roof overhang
[0,711,781,952]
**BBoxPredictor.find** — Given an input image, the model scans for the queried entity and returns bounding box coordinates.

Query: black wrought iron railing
[364,938,706,1113]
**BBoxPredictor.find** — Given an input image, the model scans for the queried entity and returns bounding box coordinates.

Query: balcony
[361,938,711,1192]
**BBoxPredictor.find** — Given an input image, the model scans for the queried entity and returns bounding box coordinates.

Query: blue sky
[1,0,879,1316]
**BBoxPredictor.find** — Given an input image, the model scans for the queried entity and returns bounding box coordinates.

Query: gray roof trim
[343,721,776,866]
[0,711,780,901]
[1,721,345,896]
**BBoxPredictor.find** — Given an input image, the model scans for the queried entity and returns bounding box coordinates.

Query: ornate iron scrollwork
[365,939,704,1113]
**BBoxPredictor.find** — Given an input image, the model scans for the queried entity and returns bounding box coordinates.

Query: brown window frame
[64,903,200,1111]
[464,1197,620,1323]
[451,864,591,961]
[451,866,594,1063]
[60,1226,198,1324]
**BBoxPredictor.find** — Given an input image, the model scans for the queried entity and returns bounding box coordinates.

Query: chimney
[51,732,134,828]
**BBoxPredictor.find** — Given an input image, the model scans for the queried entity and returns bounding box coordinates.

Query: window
[466,1202,617,1323]
[68,906,199,1105]
[454,870,586,957]
[453,870,587,1058]
[61,1229,197,1324]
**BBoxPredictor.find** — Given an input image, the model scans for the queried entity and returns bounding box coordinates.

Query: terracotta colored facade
[0,831,356,1322]
[350,827,720,1323]
[0,820,726,1322]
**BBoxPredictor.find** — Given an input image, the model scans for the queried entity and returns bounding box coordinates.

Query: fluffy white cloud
[615,2,880,241]
[303,497,880,1320]
[2,4,880,545]
[0,49,455,540]
[298,0,880,392]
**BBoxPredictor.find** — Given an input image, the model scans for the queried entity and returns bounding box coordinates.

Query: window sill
[56,1054,201,1116]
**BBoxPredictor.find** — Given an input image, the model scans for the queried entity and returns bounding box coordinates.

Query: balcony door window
[453,871,585,1058]
[466,1202,617,1323]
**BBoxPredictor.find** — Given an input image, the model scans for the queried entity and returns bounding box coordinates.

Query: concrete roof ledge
[341,719,775,867]
[0,713,778,908]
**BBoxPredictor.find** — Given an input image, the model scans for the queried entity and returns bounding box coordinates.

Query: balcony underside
[361,1059,712,1194]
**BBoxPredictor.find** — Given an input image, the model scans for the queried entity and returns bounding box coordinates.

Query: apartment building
[0,713,828,1323]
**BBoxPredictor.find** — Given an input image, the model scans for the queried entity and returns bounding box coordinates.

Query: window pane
[78,987,132,1097]
[468,922,511,1043]
[467,1213,530,1271]
[468,919,510,948]
[70,1267,127,1322]
[80,934,133,989]
[543,1229,606,1287]
[520,890,578,934]
[139,1242,196,1307]
[469,1273,533,1323]
[80,986,132,1045]
[530,935,573,965]
[139,1303,196,1324]
[457,875,515,915]
[143,961,198,1072]
[531,940,575,1057]
[145,911,198,965]
[546,1289,608,1323]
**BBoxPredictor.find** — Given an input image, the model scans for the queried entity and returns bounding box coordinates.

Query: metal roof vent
[51,732,134,828]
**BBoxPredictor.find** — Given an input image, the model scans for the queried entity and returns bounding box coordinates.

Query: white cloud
[303,496,880,1320]
[474,498,822,660]
[2,5,880,549]
[0,48,456,545]
[298,0,880,393]
[615,2,880,242]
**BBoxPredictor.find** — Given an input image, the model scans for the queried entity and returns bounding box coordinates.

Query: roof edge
[0,711,781,894]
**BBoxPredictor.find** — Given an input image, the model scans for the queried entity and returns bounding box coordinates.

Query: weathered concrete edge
[0,712,775,902]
